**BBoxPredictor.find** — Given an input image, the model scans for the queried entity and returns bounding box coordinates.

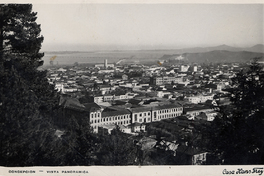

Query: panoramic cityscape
[1,3,264,176]
[43,45,264,164]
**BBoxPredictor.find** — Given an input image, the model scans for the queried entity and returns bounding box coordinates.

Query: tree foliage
[94,126,137,165]
[206,58,264,164]
[0,4,60,166]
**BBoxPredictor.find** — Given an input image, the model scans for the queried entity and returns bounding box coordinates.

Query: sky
[32,3,264,51]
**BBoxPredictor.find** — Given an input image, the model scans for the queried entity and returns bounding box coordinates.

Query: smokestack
[104,59,108,69]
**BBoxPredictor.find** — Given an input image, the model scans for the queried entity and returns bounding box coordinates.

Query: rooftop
[152,103,182,111]
[102,109,130,117]
[184,106,212,112]
[83,102,102,112]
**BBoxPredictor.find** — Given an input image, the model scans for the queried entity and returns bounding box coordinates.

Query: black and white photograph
[0,1,264,175]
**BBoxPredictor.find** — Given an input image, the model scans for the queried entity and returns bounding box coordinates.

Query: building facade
[61,96,184,133]
[151,104,183,122]
[151,76,183,85]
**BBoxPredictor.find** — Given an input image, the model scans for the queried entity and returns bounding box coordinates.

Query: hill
[245,44,264,53]
[42,44,264,65]
[163,44,264,54]
[162,50,264,63]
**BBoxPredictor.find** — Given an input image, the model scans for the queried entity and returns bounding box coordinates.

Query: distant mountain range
[160,50,264,63]
[43,44,264,65]
[157,44,264,63]
[45,44,264,54]
[165,44,264,54]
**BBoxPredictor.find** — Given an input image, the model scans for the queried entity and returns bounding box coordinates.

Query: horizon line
[41,43,264,52]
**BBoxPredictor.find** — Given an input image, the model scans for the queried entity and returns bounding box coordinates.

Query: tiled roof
[118,124,129,130]
[114,92,127,96]
[83,102,102,112]
[137,136,157,150]
[102,109,130,117]
[129,106,152,113]
[59,95,70,106]
[99,85,112,88]
[128,99,143,105]
[184,106,211,112]
[60,96,86,111]
[152,103,182,110]
[100,124,116,129]
[114,100,129,105]
[176,116,189,121]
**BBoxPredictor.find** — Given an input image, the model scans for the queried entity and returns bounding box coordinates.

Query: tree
[0,4,59,166]
[206,58,264,164]
[2,4,58,112]
[59,114,97,166]
[95,126,137,165]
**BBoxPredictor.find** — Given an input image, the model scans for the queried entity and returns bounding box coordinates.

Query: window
[98,113,100,117]
[148,112,150,116]
[91,114,93,118]
[140,113,142,117]
[94,113,97,118]
[139,119,142,122]
[144,113,146,116]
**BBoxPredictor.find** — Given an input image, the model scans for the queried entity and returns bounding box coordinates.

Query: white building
[186,94,214,104]
[181,65,190,72]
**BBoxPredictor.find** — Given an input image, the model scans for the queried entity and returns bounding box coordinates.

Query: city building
[150,76,183,85]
